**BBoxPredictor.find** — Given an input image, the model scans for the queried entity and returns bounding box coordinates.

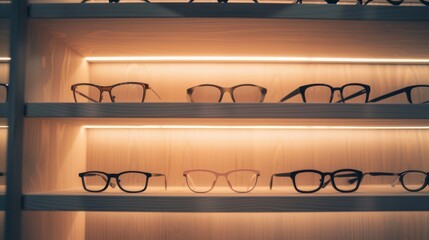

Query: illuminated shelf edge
[23,192,429,212]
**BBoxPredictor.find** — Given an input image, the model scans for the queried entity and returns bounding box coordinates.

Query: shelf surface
[24,186,429,212]
[0,103,7,118]
[25,103,429,119]
[29,3,429,21]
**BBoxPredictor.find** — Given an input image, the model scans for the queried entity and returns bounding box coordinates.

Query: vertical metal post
[5,0,28,239]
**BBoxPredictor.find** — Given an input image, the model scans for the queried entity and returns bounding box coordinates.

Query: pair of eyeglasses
[280,83,371,103]
[71,82,160,103]
[183,169,260,193]
[346,170,429,192]
[187,84,267,103]
[79,171,167,193]
[0,83,7,103]
[270,169,364,193]
[369,85,429,104]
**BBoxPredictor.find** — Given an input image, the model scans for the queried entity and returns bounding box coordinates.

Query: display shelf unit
[29,3,429,21]
[4,1,429,240]
[25,103,429,119]
[23,187,429,212]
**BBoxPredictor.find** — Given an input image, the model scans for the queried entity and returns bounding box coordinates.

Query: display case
[4,1,429,240]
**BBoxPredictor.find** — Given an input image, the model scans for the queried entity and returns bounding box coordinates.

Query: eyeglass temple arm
[345,172,399,185]
[84,173,116,188]
[279,88,301,103]
[270,173,290,190]
[148,88,162,101]
[368,88,406,103]
[335,89,369,103]
[73,89,99,103]
[322,173,365,187]
[153,173,167,190]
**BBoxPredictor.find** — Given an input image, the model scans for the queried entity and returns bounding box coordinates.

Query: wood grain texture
[29,19,429,58]
[22,212,85,240]
[86,128,429,187]
[25,21,89,102]
[28,3,429,21]
[24,103,429,119]
[22,119,87,193]
[85,212,429,240]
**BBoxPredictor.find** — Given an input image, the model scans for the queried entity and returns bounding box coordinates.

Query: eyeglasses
[280,83,371,103]
[347,170,429,192]
[183,169,260,193]
[0,83,7,103]
[71,82,158,103]
[270,169,363,193]
[79,171,167,193]
[187,84,267,103]
[369,85,429,104]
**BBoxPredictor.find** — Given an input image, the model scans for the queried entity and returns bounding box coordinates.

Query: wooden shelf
[29,3,429,21]
[0,4,11,19]
[25,103,429,119]
[0,103,7,118]
[23,187,429,212]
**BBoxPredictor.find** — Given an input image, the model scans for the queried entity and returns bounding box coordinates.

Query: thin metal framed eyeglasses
[183,169,260,193]
[279,83,371,103]
[0,83,7,103]
[270,169,364,193]
[71,82,158,103]
[187,84,267,103]
[79,171,167,193]
[369,85,429,104]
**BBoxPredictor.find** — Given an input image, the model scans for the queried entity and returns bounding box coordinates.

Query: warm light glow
[82,125,429,130]
[0,57,11,62]
[84,56,429,64]
[0,126,8,129]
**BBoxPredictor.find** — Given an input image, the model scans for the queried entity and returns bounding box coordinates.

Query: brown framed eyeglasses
[183,169,260,193]
[187,84,267,103]
[71,82,159,103]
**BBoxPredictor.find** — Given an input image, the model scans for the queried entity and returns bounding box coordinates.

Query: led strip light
[82,125,429,130]
[0,57,11,62]
[84,56,429,64]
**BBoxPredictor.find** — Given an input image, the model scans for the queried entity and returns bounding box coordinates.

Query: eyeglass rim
[183,169,260,193]
[0,83,7,102]
[399,170,429,192]
[71,82,150,103]
[186,84,267,103]
[79,170,152,193]
[300,83,371,103]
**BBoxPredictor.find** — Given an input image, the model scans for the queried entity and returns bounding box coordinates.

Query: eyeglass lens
[185,170,258,193]
[189,85,264,103]
[410,86,429,104]
[185,171,217,193]
[332,170,361,192]
[81,172,109,192]
[293,171,323,192]
[226,170,259,193]
[117,172,148,192]
[342,85,368,103]
[401,171,427,191]
[73,83,146,103]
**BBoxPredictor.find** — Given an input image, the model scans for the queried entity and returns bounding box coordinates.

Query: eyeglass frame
[279,83,371,103]
[270,169,364,193]
[346,170,429,192]
[369,85,429,104]
[0,83,7,102]
[78,170,167,193]
[71,82,151,103]
[186,84,267,103]
[183,169,261,193]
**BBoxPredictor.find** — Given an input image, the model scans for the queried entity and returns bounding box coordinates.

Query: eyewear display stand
[3,2,429,240]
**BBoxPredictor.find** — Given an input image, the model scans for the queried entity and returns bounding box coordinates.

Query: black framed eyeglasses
[187,84,267,103]
[0,83,7,103]
[280,83,371,103]
[270,169,363,193]
[347,170,429,192]
[369,85,429,104]
[79,171,167,193]
[71,82,159,103]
